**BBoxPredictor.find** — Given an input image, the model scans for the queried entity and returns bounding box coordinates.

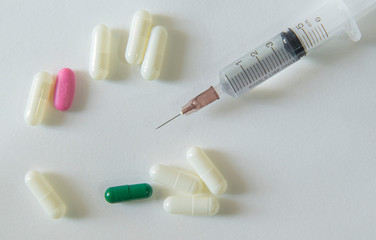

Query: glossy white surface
[2,0,376,239]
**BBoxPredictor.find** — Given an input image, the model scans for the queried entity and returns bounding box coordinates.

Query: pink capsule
[54,68,75,111]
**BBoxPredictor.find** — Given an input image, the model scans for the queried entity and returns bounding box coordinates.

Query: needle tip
[155,113,181,129]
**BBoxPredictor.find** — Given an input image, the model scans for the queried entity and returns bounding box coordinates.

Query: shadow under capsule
[44,172,88,219]
[152,14,189,82]
[205,149,248,195]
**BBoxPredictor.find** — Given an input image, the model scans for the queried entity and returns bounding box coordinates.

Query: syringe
[156,0,376,129]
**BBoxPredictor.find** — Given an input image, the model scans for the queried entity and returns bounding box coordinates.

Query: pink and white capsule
[54,68,75,111]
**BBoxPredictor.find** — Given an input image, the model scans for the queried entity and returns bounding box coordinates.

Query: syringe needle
[155,113,181,129]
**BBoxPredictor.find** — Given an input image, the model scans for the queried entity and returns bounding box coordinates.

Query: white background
[1,0,376,239]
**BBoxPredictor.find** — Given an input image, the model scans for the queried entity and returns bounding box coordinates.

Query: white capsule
[89,24,111,80]
[163,196,219,216]
[24,72,54,126]
[125,10,152,65]
[186,146,227,195]
[149,164,203,195]
[25,171,66,219]
[141,26,168,80]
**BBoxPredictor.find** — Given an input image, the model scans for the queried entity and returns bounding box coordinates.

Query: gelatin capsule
[149,164,203,195]
[105,183,153,203]
[125,10,152,65]
[25,171,66,219]
[54,68,75,111]
[141,26,168,80]
[24,72,54,126]
[186,146,227,195]
[89,24,111,80]
[163,196,219,216]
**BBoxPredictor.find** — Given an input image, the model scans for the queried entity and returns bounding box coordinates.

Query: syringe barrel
[219,30,306,98]
[218,0,368,98]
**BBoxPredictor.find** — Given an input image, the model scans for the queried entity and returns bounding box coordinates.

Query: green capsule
[105,183,153,203]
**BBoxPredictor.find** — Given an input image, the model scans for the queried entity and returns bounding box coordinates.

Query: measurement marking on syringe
[277,50,286,64]
[234,75,244,88]
[240,72,249,85]
[252,65,261,78]
[248,66,258,80]
[246,69,255,83]
[225,74,237,92]
[255,62,265,76]
[302,29,313,47]
[239,65,252,84]
[255,57,267,75]
[298,36,307,50]
[238,74,246,87]
[281,48,290,61]
[271,48,283,65]
[318,26,326,39]
[321,24,329,38]
[270,54,280,67]
[308,31,316,45]
[301,35,310,49]
[262,59,270,72]
[315,28,322,41]
[265,58,273,71]
[235,62,251,82]
[234,76,241,91]
[267,56,276,69]
[237,72,247,87]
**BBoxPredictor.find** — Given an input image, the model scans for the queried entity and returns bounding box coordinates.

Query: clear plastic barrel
[217,0,375,98]
[219,30,305,98]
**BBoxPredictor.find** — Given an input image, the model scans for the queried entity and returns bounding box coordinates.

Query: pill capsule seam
[125,10,152,65]
[24,72,54,126]
[149,164,203,194]
[25,171,66,219]
[163,196,219,216]
[141,26,168,80]
[187,146,228,195]
[89,24,111,80]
